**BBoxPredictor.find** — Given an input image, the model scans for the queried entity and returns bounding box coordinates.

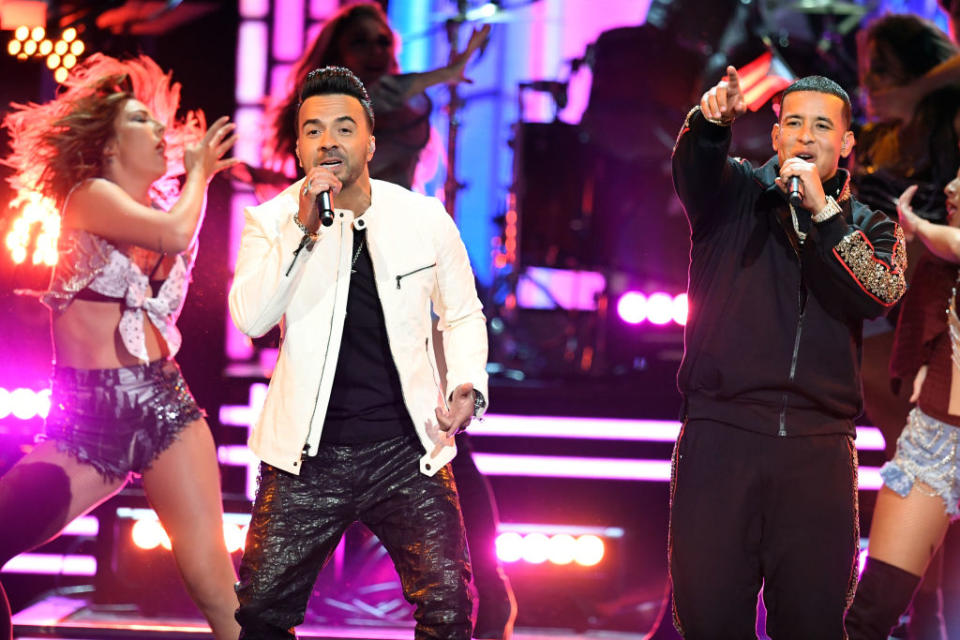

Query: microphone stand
[443,6,467,219]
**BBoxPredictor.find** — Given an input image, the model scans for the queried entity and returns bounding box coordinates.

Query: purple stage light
[546,534,576,565]
[11,388,37,419]
[616,291,646,324]
[496,532,523,563]
[673,293,688,326]
[494,531,608,566]
[521,532,550,564]
[2,553,96,576]
[516,267,606,311]
[0,387,51,420]
[646,292,674,325]
[272,0,304,62]
[235,22,267,104]
[470,415,682,441]
[474,453,671,480]
[470,414,885,451]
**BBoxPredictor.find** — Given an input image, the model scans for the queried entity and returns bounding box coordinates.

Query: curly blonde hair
[2,53,205,209]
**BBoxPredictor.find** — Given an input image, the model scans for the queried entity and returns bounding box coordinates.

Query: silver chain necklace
[351,236,364,273]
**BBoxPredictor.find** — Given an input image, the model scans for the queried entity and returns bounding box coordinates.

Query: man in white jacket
[228,67,488,639]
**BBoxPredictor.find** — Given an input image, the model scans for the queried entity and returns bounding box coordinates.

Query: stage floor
[13,595,650,640]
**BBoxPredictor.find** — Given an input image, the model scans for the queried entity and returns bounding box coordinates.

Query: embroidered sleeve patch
[833,225,907,306]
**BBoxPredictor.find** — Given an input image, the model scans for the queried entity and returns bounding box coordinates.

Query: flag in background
[737,50,797,112]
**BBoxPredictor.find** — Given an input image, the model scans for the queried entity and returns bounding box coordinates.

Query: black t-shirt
[322,229,416,443]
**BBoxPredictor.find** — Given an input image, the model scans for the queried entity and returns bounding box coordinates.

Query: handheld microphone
[318,190,334,227]
[788,176,803,208]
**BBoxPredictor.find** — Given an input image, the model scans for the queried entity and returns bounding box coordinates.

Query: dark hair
[864,14,957,83]
[296,66,375,134]
[775,76,852,129]
[267,2,394,169]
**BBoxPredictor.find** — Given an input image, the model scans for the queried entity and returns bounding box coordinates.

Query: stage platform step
[14,595,649,640]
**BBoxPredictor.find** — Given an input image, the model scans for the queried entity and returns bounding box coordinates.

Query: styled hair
[297,66,375,132]
[775,76,852,129]
[266,2,395,170]
[864,13,957,83]
[2,53,204,209]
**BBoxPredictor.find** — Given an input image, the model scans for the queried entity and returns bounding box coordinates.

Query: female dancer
[0,54,240,639]
[846,169,960,638]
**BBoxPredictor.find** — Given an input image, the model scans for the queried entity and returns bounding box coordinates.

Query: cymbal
[404,1,543,42]
[781,0,867,15]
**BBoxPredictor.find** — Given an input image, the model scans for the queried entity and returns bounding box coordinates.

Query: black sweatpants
[668,419,859,639]
[235,435,474,639]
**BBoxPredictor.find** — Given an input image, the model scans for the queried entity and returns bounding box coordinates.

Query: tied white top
[41,184,195,363]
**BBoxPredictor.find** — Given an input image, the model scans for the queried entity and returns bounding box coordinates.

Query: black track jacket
[672,107,907,437]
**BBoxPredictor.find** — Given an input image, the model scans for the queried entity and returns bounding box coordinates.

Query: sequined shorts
[43,359,204,482]
[880,407,960,518]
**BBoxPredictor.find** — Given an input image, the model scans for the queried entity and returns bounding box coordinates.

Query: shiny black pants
[235,435,474,639]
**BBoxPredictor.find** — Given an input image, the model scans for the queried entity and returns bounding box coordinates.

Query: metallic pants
[235,435,474,639]
[44,359,202,481]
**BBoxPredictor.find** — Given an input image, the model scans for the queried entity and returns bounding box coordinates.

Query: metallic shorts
[881,407,960,517]
[43,359,203,482]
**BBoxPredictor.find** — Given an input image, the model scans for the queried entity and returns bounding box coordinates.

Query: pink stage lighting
[616,291,646,324]
[496,532,523,563]
[495,531,607,566]
[673,293,689,326]
[646,292,675,325]
[574,534,605,566]
[616,291,689,326]
[520,533,550,564]
[0,387,51,420]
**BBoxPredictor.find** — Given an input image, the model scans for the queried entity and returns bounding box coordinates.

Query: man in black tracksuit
[669,69,907,639]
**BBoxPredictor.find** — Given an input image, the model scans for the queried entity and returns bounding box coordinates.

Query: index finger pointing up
[725,65,741,92]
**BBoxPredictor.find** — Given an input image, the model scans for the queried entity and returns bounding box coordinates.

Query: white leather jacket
[228,178,488,476]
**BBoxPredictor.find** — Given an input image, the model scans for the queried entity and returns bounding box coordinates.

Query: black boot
[472,568,517,639]
[845,557,922,640]
[450,433,517,639]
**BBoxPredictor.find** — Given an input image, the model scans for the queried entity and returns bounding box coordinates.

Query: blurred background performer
[0,53,240,639]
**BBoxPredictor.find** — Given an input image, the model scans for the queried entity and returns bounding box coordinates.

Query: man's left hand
[435,383,475,434]
[775,157,827,212]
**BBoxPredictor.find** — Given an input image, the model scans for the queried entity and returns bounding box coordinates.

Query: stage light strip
[62,515,98,537]
[468,415,886,451]
[499,522,624,538]
[216,445,884,490]
[470,452,886,490]
[2,553,96,576]
[218,388,886,452]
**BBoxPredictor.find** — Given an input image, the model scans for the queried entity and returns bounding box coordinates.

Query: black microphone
[788,176,803,208]
[318,190,334,227]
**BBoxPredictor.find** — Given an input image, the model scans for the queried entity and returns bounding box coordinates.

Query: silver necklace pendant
[351,237,364,274]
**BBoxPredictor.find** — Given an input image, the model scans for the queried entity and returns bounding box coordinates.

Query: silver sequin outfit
[880,277,960,517]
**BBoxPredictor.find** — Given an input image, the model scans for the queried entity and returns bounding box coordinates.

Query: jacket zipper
[779,252,805,437]
[302,227,344,461]
[396,263,437,289]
